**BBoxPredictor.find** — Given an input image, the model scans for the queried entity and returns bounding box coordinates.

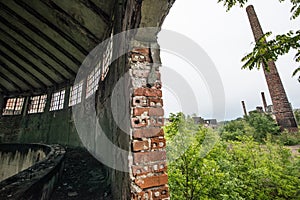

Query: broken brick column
[129,42,169,199]
[246,5,298,132]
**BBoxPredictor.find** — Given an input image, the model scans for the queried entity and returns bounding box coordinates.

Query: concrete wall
[0,147,46,181]
[0,144,65,200]
[0,97,82,147]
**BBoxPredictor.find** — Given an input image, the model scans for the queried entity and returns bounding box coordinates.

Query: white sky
[159,0,300,121]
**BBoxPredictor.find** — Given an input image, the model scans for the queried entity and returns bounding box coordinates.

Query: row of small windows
[2,32,114,116]
[2,80,86,115]
[3,97,24,115]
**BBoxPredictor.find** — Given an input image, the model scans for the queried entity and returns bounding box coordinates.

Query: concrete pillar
[63,84,71,110]
[241,101,248,116]
[246,5,298,132]
[45,90,52,112]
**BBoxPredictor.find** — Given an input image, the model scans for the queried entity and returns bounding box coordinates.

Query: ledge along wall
[0,144,47,181]
[0,143,65,200]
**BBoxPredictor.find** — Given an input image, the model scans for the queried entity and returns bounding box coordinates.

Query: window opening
[28,94,47,114]
[2,97,24,115]
[69,81,83,106]
[101,32,113,81]
[86,64,101,99]
[50,89,65,111]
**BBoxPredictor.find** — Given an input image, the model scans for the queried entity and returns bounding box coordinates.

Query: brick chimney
[241,101,248,117]
[246,5,298,132]
[261,92,267,112]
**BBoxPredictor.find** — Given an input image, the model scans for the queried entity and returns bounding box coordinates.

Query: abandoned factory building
[0,0,175,199]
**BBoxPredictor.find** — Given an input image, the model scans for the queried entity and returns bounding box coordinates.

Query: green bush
[219,111,280,143]
[245,111,280,142]
[273,130,300,145]
[220,118,254,141]
[166,113,300,200]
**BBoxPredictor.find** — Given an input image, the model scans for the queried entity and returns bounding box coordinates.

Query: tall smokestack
[241,101,248,117]
[246,5,298,132]
[261,92,267,112]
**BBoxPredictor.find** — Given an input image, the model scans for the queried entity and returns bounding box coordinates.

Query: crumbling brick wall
[94,0,173,199]
[129,45,169,199]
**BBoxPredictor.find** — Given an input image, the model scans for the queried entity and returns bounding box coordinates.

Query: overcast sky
[159,0,300,121]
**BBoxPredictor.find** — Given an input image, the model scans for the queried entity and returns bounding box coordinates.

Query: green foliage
[220,111,280,142]
[294,110,300,126]
[218,0,300,19]
[245,111,280,141]
[241,31,300,79]
[220,118,254,141]
[166,113,300,199]
[217,0,300,80]
[273,130,300,145]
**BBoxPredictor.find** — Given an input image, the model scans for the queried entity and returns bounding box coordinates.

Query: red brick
[133,128,164,139]
[134,88,146,96]
[148,97,163,107]
[149,108,164,116]
[132,140,149,151]
[133,88,162,97]
[144,88,162,97]
[149,117,164,127]
[132,161,167,176]
[135,174,168,189]
[152,186,169,200]
[133,96,148,107]
[151,137,166,149]
[133,150,166,164]
[130,48,151,63]
[133,108,149,116]
[132,117,148,128]
[131,190,151,200]
[132,48,150,55]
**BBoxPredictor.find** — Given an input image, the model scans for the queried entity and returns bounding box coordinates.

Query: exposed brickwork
[132,161,167,176]
[135,174,168,189]
[133,127,164,139]
[129,45,169,199]
[246,5,298,132]
[131,186,169,200]
[133,150,167,164]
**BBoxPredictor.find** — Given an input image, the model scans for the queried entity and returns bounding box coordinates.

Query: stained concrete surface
[51,147,111,200]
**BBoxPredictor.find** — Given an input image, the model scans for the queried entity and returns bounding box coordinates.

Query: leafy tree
[217,0,300,81]
[220,118,255,141]
[245,111,280,142]
[219,112,280,142]
[166,113,300,199]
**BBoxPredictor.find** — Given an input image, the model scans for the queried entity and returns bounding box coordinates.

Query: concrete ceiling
[0,0,116,96]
